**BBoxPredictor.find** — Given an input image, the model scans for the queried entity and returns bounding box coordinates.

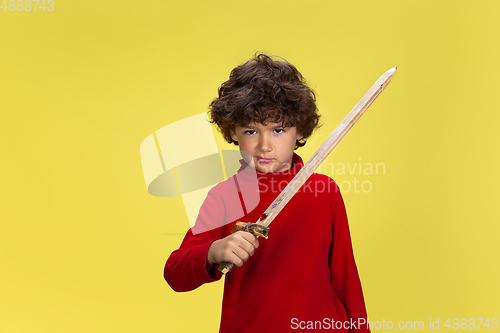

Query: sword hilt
[217,222,270,275]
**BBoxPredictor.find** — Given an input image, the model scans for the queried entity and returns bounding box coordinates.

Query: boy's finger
[231,247,250,264]
[240,231,259,248]
[237,241,255,257]
[226,252,243,267]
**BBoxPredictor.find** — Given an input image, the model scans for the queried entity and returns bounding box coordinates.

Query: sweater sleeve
[330,183,370,333]
[164,190,225,292]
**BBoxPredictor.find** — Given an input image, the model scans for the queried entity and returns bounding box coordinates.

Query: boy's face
[230,122,303,173]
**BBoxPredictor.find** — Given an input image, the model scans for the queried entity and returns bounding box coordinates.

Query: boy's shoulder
[204,169,260,212]
[304,172,342,197]
[204,175,239,202]
[310,171,336,183]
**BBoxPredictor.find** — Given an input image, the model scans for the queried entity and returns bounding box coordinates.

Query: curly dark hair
[208,53,320,149]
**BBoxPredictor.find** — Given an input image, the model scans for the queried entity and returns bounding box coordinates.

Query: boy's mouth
[255,156,274,163]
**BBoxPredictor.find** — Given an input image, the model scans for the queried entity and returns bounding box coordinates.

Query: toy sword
[218,66,397,274]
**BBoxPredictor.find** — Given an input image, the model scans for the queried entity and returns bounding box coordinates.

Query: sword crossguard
[217,222,270,275]
[231,221,270,239]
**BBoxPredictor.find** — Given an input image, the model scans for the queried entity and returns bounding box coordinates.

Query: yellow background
[1,0,499,332]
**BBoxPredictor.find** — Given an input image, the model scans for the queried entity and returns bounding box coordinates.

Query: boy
[164,53,370,332]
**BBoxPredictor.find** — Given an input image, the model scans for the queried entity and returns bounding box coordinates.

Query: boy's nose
[258,135,272,152]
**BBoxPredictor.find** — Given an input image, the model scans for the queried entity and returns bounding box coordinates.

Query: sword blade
[258,66,397,227]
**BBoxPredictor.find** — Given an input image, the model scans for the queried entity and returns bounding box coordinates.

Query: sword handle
[217,222,270,275]
[217,262,235,274]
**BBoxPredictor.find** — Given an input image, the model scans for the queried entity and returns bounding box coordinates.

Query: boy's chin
[255,161,289,173]
[255,165,273,173]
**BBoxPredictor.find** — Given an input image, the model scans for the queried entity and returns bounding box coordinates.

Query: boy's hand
[207,231,259,269]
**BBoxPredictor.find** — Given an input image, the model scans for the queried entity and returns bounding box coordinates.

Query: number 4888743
[1,0,55,11]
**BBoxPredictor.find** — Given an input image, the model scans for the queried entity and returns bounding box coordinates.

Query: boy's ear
[296,132,304,141]
[230,128,238,142]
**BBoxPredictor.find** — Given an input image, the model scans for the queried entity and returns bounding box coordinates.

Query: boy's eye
[244,130,257,135]
[273,128,285,134]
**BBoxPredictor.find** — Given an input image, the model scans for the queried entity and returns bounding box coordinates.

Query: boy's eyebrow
[240,123,290,129]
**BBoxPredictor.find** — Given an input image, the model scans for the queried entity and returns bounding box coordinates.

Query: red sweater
[164,154,370,332]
